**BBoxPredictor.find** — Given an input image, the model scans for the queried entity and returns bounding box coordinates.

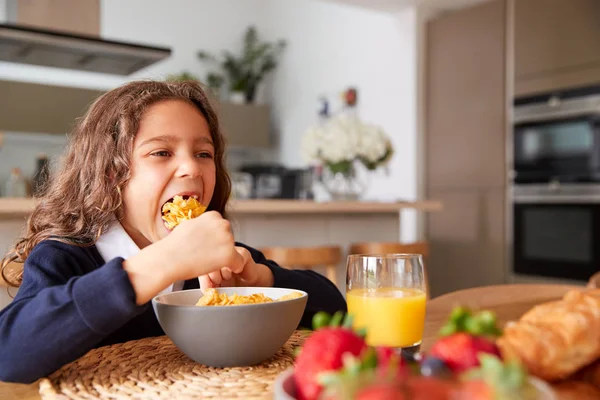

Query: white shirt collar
[95,222,140,262]
[95,222,180,294]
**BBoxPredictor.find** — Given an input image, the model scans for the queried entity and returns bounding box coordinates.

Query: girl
[0,80,346,384]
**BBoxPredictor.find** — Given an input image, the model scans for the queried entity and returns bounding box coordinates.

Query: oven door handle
[513,195,600,204]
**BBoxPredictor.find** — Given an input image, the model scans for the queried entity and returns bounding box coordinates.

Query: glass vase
[322,162,365,201]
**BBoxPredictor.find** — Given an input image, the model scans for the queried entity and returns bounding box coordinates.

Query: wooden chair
[348,241,431,299]
[259,245,342,286]
[0,261,20,288]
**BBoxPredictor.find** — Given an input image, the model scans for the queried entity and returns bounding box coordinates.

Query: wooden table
[421,283,582,350]
[0,283,590,399]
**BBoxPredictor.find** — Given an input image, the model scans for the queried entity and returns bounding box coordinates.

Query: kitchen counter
[0,198,442,219]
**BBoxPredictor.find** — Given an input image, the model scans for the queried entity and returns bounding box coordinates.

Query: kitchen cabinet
[514,0,600,97]
[426,0,506,190]
[426,189,507,295]
[0,79,104,135]
[220,102,271,148]
[0,79,272,147]
[425,0,508,297]
[9,0,100,36]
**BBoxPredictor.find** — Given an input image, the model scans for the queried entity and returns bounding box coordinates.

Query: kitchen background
[0,0,429,243]
[2,0,600,306]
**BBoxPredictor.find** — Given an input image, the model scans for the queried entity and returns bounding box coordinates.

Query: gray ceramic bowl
[152,287,307,368]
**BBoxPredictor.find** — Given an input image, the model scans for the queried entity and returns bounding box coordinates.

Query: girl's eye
[150,150,170,157]
[196,152,213,159]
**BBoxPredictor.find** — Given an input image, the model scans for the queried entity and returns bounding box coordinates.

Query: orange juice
[346,287,426,347]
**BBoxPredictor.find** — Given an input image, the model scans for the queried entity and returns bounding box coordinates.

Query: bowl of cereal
[152,287,307,367]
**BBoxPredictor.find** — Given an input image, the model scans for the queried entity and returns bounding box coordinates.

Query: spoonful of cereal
[161,195,207,229]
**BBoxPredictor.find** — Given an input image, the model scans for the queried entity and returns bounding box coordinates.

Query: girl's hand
[160,211,244,283]
[199,246,274,289]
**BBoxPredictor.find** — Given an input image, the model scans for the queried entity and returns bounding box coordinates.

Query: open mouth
[161,194,207,230]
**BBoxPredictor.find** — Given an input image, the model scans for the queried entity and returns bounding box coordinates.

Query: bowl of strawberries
[274,308,556,400]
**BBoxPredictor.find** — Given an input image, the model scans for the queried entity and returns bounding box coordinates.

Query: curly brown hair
[1,80,231,287]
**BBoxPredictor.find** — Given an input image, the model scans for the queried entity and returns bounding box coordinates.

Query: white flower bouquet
[302,113,393,175]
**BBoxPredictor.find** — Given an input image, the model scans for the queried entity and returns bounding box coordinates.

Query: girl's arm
[0,241,148,384]
[235,242,347,328]
[0,213,244,383]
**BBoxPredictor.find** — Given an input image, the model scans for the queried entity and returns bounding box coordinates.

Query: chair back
[260,246,342,285]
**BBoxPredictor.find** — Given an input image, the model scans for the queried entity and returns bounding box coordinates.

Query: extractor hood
[0,22,171,75]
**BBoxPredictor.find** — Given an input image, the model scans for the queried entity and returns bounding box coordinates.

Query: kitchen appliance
[511,184,600,281]
[230,172,253,200]
[238,164,314,199]
[0,23,171,75]
[281,168,314,200]
[512,89,600,184]
[239,164,286,199]
[0,0,171,75]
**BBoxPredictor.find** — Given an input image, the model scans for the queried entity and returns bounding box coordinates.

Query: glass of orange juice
[346,253,426,353]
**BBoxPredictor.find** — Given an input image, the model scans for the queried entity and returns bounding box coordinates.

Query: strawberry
[428,333,501,373]
[455,380,494,400]
[355,382,406,400]
[294,312,368,400]
[374,346,396,365]
[374,346,408,379]
[355,377,455,400]
[459,354,529,400]
[407,377,458,400]
[429,307,504,373]
[438,307,502,338]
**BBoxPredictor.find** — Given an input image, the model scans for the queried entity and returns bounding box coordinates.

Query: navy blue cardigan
[0,240,346,383]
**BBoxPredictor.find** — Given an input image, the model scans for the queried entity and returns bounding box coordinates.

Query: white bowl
[272,368,557,400]
[273,369,296,400]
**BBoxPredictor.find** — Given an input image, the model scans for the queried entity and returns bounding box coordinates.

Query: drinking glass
[346,253,427,353]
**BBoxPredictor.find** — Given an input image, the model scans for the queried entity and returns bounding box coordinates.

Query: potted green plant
[198,26,287,104]
[166,71,200,82]
[206,72,225,98]
[165,71,225,100]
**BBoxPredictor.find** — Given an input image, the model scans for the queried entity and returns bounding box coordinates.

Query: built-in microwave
[513,93,600,184]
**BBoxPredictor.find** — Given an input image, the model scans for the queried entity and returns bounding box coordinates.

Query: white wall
[265,1,419,239]
[102,0,269,84]
[0,0,6,22]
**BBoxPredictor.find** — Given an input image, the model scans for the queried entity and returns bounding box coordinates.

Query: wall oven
[513,93,600,184]
[512,185,600,281]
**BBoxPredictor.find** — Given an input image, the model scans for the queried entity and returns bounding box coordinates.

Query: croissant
[551,381,600,400]
[496,289,600,381]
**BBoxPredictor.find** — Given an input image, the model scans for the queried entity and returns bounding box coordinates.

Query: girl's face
[121,99,216,248]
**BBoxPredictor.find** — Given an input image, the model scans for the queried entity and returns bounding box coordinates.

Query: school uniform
[0,223,346,383]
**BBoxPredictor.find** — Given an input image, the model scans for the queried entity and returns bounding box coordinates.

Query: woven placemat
[38,331,309,400]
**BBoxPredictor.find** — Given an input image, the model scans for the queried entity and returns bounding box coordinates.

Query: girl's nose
[176,154,203,178]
